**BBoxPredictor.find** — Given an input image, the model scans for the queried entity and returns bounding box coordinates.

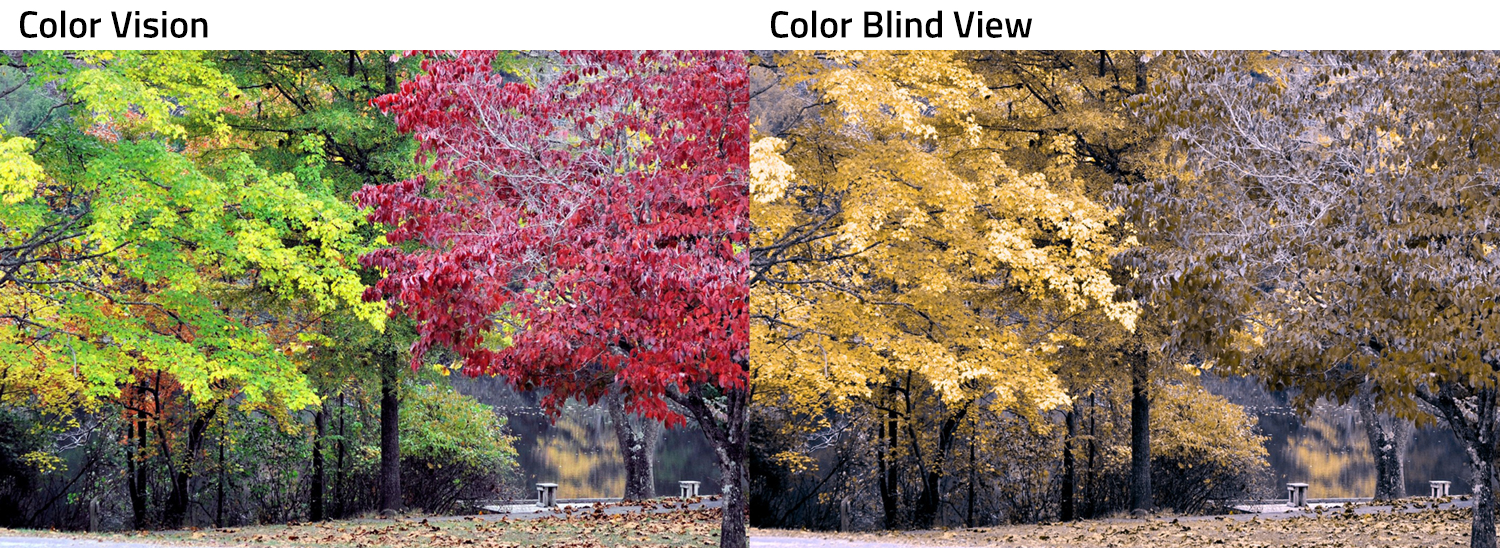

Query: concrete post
[839,497,851,532]
[1430,480,1451,498]
[88,499,100,532]
[1286,483,1309,507]
[536,483,558,507]
[678,480,701,499]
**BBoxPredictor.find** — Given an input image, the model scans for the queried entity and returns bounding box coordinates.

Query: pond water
[1205,376,1473,499]
[450,375,721,499]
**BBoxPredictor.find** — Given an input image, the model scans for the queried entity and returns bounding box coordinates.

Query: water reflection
[450,375,721,499]
[1255,405,1470,499]
[1206,376,1471,499]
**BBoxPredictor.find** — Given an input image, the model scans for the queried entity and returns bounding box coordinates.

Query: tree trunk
[1062,407,1078,521]
[379,351,402,515]
[1473,455,1498,548]
[670,382,748,548]
[335,390,348,519]
[1128,348,1152,515]
[1357,389,1411,501]
[163,458,188,527]
[607,387,663,501]
[311,404,327,521]
[879,383,901,529]
[1420,383,1499,548]
[912,410,966,529]
[966,438,976,527]
[127,413,148,530]
[216,436,225,527]
[915,470,941,528]
[1086,391,1098,519]
[164,408,215,528]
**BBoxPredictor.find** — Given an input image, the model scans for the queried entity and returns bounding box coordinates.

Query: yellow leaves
[794,51,988,141]
[1152,382,1269,469]
[771,450,815,474]
[65,51,237,142]
[749,137,795,203]
[753,51,1154,470]
[981,183,1139,331]
[0,137,44,204]
[20,450,63,474]
[219,159,386,330]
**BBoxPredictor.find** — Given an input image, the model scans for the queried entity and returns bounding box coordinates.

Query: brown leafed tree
[1132,50,1500,548]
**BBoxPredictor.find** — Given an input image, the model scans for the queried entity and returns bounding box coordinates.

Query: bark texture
[1062,407,1078,521]
[671,382,748,548]
[1357,389,1412,501]
[311,404,327,521]
[1128,348,1152,514]
[607,387,664,501]
[1420,383,1498,548]
[379,350,402,515]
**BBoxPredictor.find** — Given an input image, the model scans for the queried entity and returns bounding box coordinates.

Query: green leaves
[398,382,515,471]
[0,51,385,417]
[42,50,237,141]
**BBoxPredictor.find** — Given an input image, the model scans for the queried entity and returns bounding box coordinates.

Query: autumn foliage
[357,50,748,423]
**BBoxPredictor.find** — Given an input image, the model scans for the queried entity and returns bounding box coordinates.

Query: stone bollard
[88,499,99,532]
[679,480,701,499]
[536,483,559,508]
[1430,480,1452,498]
[839,497,851,532]
[1286,483,1309,507]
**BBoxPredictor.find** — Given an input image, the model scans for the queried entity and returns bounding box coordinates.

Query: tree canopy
[751,49,1137,432]
[1133,50,1500,548]
[356,50,750,548]
[0,50,382,420]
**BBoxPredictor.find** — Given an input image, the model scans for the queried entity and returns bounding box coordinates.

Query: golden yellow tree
[750,50,1137,527]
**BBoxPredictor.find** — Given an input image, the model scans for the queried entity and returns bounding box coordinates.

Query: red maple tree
[356,50,749,546]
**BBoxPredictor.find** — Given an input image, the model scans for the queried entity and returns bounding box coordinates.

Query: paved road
[1173,496,1472,522]
[4,537,935,548]
[751,537,981,548]
[457,498,722,520]
[0,539,193,548]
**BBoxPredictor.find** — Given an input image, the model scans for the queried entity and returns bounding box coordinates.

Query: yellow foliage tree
[750,50,1138,527]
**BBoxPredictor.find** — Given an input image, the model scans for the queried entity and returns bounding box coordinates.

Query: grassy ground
[1,506,721,548]
[752,502,1477,547]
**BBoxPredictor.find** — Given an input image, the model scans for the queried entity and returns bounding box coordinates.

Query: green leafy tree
[213,50,422,517]
[0,50,381,528]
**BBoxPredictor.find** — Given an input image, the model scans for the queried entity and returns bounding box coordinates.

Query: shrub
[1148,382,1271,513]
[398,382,517,513]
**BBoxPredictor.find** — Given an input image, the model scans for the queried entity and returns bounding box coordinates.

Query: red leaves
[357,51,748,424]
